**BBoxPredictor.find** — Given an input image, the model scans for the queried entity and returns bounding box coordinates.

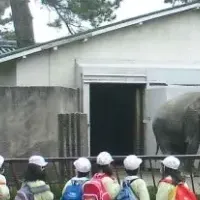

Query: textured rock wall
[0,87,78,158]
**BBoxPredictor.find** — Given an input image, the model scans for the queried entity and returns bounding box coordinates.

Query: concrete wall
[0,87,78,158]
[16,10,200,87]
[0,60,16,86]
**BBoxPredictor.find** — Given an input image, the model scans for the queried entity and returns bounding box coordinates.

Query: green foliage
[47,19,62,28]
[9,187,17,200]
[0,0,9,16]
[0,30,16,40]
[0,0,123,40]
[0,1,14,40]
[43,0,123,34]
[164,0,195,4]
[147,186,157,200]
[50,184,64,200]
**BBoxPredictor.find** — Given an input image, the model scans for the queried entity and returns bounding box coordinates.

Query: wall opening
[90,83,145,157]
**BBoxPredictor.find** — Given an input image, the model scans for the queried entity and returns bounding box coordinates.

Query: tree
[0,0,9,16]
[0,0,123,46]
[10,0,35,47]
[42,0,123,34]
[0,0,35,47]
[0,0,14,40]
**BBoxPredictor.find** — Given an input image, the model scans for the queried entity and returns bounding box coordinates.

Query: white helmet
[97,152,113,165]
[74,157,91,173]
[29,155,48,167]
[0,156,4,168]
[161,156,180,170]
[123,155,142,170]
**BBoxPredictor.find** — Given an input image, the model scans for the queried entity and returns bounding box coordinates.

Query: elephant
[152,92,200,173]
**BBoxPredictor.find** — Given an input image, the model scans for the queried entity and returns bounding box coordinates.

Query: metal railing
[3,155,200,194]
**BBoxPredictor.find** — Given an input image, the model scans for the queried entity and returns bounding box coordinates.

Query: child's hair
[92,163,113,176]
[162,164,184,185]
[77,171,90,178]
[24,163,46,182]
[125,169,138,176]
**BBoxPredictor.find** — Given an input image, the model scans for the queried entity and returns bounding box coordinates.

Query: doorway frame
[76,64,148,156]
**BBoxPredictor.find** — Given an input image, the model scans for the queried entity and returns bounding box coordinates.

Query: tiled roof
[0,40,17,55]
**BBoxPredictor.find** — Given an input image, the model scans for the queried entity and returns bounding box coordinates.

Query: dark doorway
[90,83,145,156]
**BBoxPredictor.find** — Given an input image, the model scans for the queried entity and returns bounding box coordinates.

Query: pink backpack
[82,173,111,200]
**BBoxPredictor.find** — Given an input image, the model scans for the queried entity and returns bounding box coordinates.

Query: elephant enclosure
[89,83,145,157]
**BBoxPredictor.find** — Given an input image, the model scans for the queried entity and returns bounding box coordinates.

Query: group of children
[60,152,196,200]
[0,152,196,200]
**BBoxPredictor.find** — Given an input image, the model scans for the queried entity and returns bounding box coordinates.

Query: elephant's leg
[184,139,199,173]
[156,133,173,155]
[153,119,178,155]
[181,110,199,173]
[183,111,199,174]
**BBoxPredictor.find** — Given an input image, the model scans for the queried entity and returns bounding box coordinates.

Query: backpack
[61,179,88,200]
[82,173,110,200]
[116,179,138,200]
[160,178,197,200]
[15,183,51,200]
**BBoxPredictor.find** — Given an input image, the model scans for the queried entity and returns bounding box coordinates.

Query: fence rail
[3,155,200,194]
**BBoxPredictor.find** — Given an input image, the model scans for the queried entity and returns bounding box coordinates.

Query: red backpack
[160,178,197,200]
[82,173,111,200]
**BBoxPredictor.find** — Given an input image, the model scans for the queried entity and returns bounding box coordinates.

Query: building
[0,2,200,157]
[0,40,16,55]
[0,39,17,85]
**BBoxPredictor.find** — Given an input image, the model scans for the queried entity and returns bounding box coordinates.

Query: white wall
[144,86,167,156]
[17,51,50,86]
[16,10,200,87]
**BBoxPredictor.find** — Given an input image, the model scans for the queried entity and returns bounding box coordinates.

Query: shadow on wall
[0,87,78,158]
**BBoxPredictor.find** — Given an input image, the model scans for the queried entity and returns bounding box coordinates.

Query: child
[90,151,120,200]
[0,155,10,200]
[62,157,91,197]
[121,155,150,200]
[156,156,188,200]
[15,155,54,200]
